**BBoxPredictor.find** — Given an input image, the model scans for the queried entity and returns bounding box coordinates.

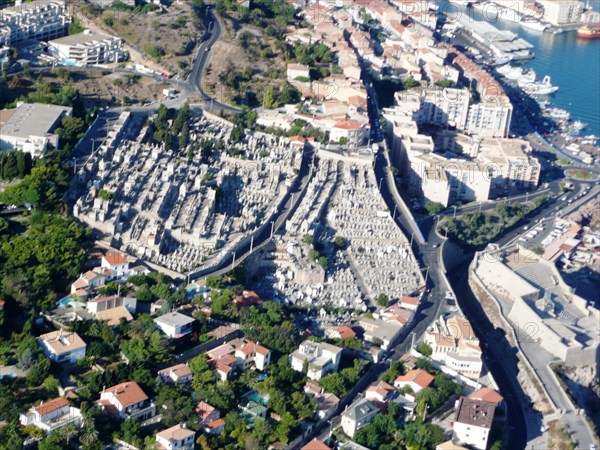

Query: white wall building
[20,397,82,433]
[0,0,70,46]
[290,341,343,380]
[37,330,86,363]
[155,424,196,450]
[452,397,495,450]
[154,312,195,338]
[341,397,380,438]
[0,103,72,158]
[97,381,155,420]
[539,0,583,25]
[48,30,127,66]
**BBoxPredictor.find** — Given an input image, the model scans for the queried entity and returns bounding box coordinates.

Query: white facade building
[0,103,72,158]
[20,398,82,433]
[290,341,343,380]
[155,424,196,450]
[37,330,86,363]
[452,397,495,450]
[48,30,127,66]
[154,312,195,338]
[539,0,583,26]
[0,0,70,46]
[341,397,380,438]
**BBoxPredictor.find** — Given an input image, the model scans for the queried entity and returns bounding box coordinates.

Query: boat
[496,65,537,83]
[577,24,600,39]
[569,121,587,133]
[520,19,549,32]
[547,108,571,121]
[518,75,559,95]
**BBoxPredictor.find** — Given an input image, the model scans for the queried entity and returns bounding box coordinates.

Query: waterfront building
[538,0,583,26]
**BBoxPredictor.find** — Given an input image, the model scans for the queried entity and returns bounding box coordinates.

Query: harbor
[440,0,600,153]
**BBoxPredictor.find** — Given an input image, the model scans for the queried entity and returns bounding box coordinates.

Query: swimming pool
[242,390,269,406]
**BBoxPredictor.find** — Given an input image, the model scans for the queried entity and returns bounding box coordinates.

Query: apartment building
[424,315,483,380]
[464,97,513,139]
[452,397,496,450]
[48,30,126,66]
[0,0,70,46]
[0,102,72,158]
[538,0,583,26]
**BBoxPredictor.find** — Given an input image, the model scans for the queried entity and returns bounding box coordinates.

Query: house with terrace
[37,330,86,363]
[158,363,193,385]
[155,424,195,450]
[154,311,195,338]
[97,381,155,421]
[290,340,343,380]
[20,397,83,433]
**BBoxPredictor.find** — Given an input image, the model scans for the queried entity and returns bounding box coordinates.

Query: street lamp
[392,204,398,220]
[231,252,236,270]
[270,220,275,239]
[378,176,383,191]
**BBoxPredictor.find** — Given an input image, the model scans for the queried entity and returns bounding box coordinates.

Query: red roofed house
[97,381,155,420]
[204,418,226,435]
[20,397,83,432]
[234,341,272,371]
[394,369,434,393]
[196,401,220,425]
[155,424,195,450]
[399,295,420,311]
[158,363,193,385]
[468,387,504,407]
[101,252,130,278]
[233,290,263,307]
[329,119,368,147]
[330,325,356,340]
[301,438,332,450]
[365,380,396,404]
[70,270,106,295]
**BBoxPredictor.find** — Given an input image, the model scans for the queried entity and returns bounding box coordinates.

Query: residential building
[37,330,86,363]
[468,387,504,408]
[20,397,83,433]
[538,0,583,25]
[158,363,193,384]
[0,103,72,158]
[452,397,495,450]
[424,315,483,380]
[70,270,107,294]
[196,401,220,425]
[154,311,195,338]
[287,63,311,81]
[302,438,333,450]
[97,381,155,420]
[86,295,136,315]
[48,30,127,66]
[155,424,195,450]
[465,97,513,139]
[399,295,420,311]
[329,119,369,147]
[365,381,395,404]
[290,340,343,380]
[234,341,272,371]
[101,252,130,278]
[358,317,403,350]
[233,290,263,307]
[0,0,70,46]
[341,397,380,438]
[394,369,434,393]
[436,441,468,450]
[315,392,339,419]
[204,418,225,435]
[96,305,133,326]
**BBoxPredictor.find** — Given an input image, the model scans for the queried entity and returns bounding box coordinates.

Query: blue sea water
[440,0,600,137]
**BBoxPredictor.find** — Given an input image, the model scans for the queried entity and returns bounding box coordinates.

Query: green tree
[376,293,390,308]
[425,201,445,215]
[417,342,433,357]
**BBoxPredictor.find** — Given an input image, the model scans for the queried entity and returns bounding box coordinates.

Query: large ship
[520,18,550,32]
[577,24,600,39]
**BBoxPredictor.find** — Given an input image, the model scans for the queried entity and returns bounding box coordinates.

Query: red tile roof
[468,387,504,405]
[103,253,128,266]
[395,369,434,389]
[301,438,332,450]
[34,397,69,416]
[103,381,148,408]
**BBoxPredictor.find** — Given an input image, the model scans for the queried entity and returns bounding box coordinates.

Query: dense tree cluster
[240,302,299,354]
[0,151,32,180]
[318,359,362,397]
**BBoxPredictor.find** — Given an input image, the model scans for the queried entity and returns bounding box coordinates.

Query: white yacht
[519,76,559,95]
[496,65,536,83]
[520,19,550,32]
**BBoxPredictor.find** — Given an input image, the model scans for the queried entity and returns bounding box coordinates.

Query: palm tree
[80,425,99,447]
[60,423,78,446]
